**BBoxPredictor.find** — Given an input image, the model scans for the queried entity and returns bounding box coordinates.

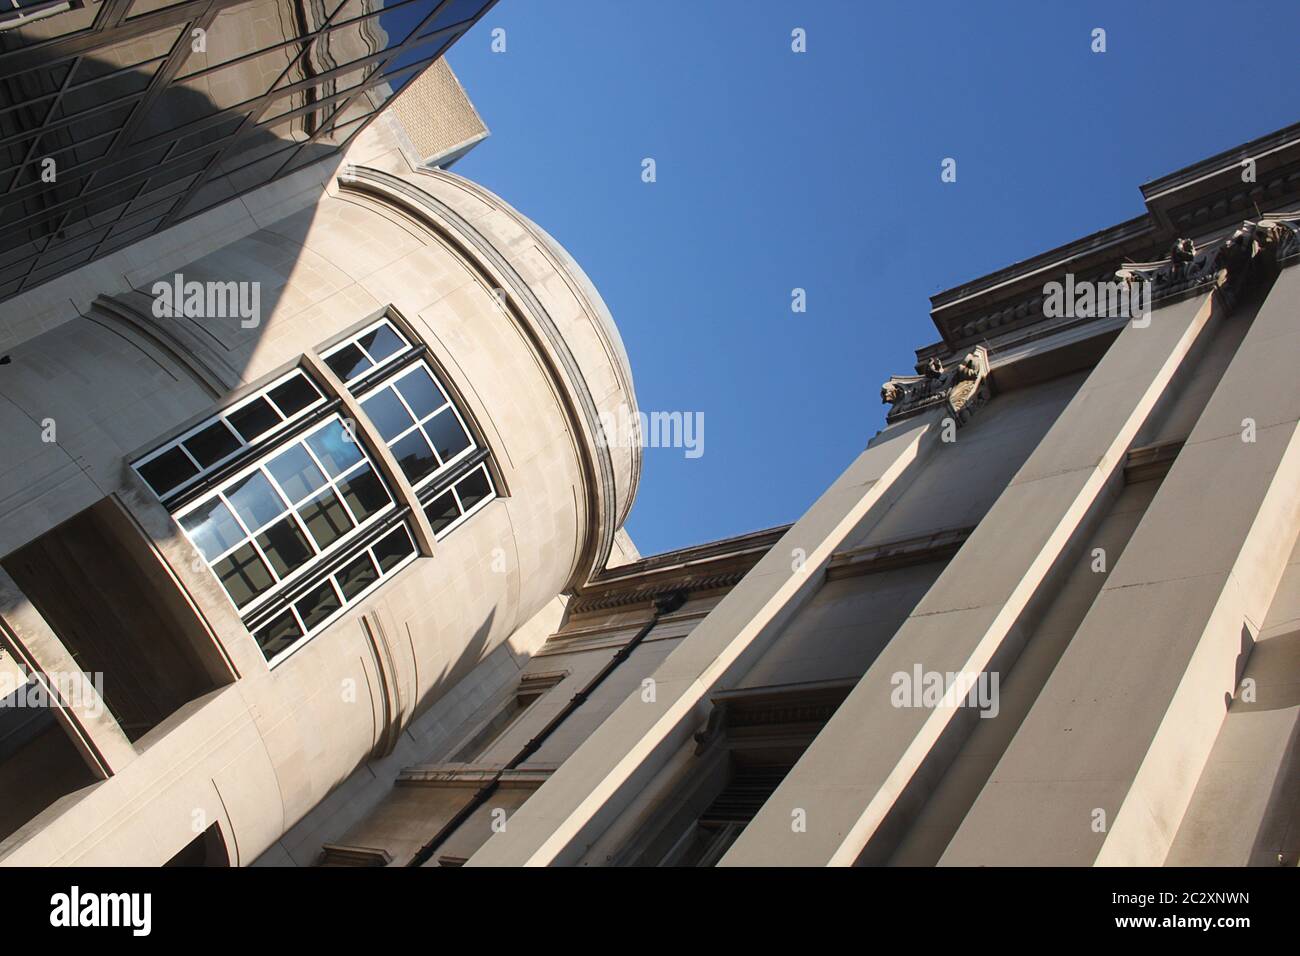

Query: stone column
[468,406,955,865]
[942,263,1300,865]
[722,289,1220,866]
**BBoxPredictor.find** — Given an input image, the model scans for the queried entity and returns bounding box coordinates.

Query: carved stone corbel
[1116,212,1300,312]
[880,345,990,427]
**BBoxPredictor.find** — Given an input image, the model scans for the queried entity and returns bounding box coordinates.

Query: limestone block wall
[0,116,639,864]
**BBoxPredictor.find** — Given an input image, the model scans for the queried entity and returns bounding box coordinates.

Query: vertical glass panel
[180,499,243,560]
[455,467,492,512]
[138,446,199,495]
[336,552,378,600]
[306,420,363,477]
[226,396,281,442]
[423,489,458,535]
[357,322,404,362]
[389,428,436,484]
[360,387,413,441]
[213,542,274,606]
[324,342,370,382]
[267,374,320,416]
[423,407,470,462]
[254,610,303,659]
[394,367,446,420]
[295,579,341,630]
[182,420,241,467]
[267,443,327,502]
[337,465,389,522]
[256,516,314,579]
[297,489,352,550]
[225,469,286,530]
[372,525,414,572]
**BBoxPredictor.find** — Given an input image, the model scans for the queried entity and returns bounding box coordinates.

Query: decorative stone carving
[880,346,990,426]
[1116,212,1300,310]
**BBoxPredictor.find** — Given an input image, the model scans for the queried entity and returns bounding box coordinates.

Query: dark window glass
[225,470,286,531]
[180,499,243,560]
[423,490,459,535]
[256,516,314,579]
[357,323,404,363]
[456,467,492,512]
[337,465,389,522]
[395,367,447,420]
[336,553,379,600]
[138,446,198,495]
[268,374,321,417]
[307,420,363,477]
[424,408,471,462]
[226,397,281,443]
[267,443,327,503]
[298,489,352,550]
[213,543,274,607]
[254,610,302,659]
[325,342,371,382]
[183,421,242,468]
[372,526,415,573]
[390,429,437,484]
[361,387,413,441]
[296,580,341,630]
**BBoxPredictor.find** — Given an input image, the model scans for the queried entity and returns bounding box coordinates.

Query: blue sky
[445,0,1300,557]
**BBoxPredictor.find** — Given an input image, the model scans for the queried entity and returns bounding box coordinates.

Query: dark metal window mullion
[416,446,490,506]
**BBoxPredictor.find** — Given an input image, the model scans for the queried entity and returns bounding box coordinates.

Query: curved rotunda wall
[0,160,639,863]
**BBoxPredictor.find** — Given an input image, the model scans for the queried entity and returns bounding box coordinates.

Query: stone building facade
[273,123,1300,869]
[0,3,1296,865]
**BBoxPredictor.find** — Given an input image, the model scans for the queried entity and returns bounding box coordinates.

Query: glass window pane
[267,443,327,503]
[307,420,363,477]
[372,525,414,573]
[254,610,302,660]
[358,322,404,363]
[226,397,281,443]
[267,374,320,417]
[325,342,371,382]
[394,367,447,421]
[225,469,286,531]
[138,446,198,495]
[298,489,352,550]
[296,580,342,631]
[256,516,314,579]
[424,408,471,463]
[361,387,413,441]
[336,553,379,600]
[213,543,274,607]
[183,420,242,468]
[390,429,437,484]
[337,465,389,523]
[423,489,459,535]
[180,499,243,560]
[456,467,492,512]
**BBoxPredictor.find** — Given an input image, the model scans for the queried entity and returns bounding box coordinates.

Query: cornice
[572,523,790,614]
[926,124,1300,354]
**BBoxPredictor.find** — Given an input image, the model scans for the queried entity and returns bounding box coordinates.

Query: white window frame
[319,315,413,386]
[132,367,326,500]
[356,359,481,494]
[173,412,398,618]
[252,521,419,668]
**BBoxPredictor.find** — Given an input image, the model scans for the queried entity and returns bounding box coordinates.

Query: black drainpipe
[407,588,689,867]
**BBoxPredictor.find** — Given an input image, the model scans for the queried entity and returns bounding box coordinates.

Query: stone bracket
[880,345,990,426]
[1116,211,1300,310]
